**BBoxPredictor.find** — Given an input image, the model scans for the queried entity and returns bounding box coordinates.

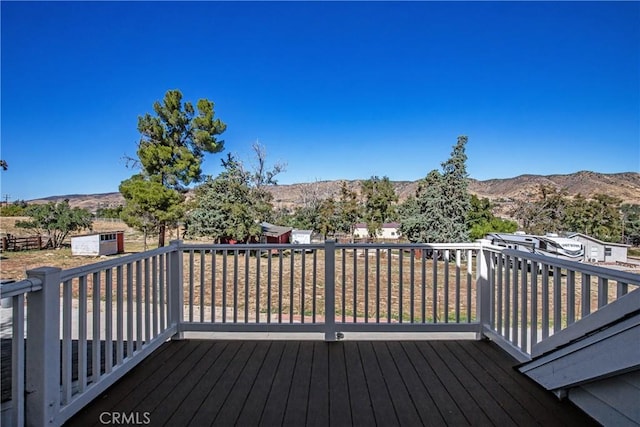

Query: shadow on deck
[65,339,596,426]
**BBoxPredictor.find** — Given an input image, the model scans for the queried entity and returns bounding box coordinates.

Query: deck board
[65,339,599,427]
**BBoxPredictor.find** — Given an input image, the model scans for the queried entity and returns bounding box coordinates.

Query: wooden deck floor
[65,339,596,427]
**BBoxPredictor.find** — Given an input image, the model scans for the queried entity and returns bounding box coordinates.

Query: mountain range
[29,171,640,217]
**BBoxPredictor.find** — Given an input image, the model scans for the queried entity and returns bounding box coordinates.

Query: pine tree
[400,136,471,243]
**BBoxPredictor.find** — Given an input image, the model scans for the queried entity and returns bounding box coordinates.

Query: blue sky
[1,1,639,201]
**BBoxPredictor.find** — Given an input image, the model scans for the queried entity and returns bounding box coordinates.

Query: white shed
[71,231,124,256]
[291,229,313,245]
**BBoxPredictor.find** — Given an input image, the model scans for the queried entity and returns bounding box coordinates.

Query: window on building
[604,247,612,256]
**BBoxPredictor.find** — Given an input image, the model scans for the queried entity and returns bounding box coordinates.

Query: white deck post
[324,240,337,341]
[169,240,184,339]
[477,242,492,340]
[25,267,61,427]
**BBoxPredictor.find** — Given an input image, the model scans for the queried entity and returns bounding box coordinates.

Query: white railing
[176,242,484,339]
[1,278,43,427]
[482,245,640,361]
[1,239,638,426]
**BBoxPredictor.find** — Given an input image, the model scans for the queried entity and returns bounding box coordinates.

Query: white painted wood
[581,374,640,423]
[78,276,87,393]
[533,288,640,357]
[61,280,72,405]
[25,267,61,427]
[520,315,640,390]
[12,294,24,427]
[569,385,639,427]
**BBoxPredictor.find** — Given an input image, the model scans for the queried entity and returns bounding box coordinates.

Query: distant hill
[28,171,640,217]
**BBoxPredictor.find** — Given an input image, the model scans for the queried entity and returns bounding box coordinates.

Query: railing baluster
[444,250,449,323]
[598,277,609,308]
[341,248,346,323]
[553,266,562,333]
[399,249,404,323]
[387,248,392,323]
[531,262,538,349]
[136,260,142,351]
[246,250,251,324]
[267,253,272,323]
[160,254,166,330]
[126,263,134,358]
[211,249,216,323]
[520,260,527,353]
[145,257,151,340]
[365,248,369,323]
[353,248,357,323]
[313,249,318,323]
[12,294,25,426]
[301,250,306,323]
[62,279,73,404]
[255,249,260,323]
[432,249,438,323]
[116,265,124,365]
[201,250,206,323]
[105,269,113,374]
[78,275,88,392]
[421,249,426,323]
[512,256,518,346]
[152,256,158,337]
[467,249,472,323]
[92,271,101,383]
[496,254,503,335]
[567,269,576,325]
[504,255,511,339]
[234,250,239,324]
[376,248,381,323]
[278,251,283,323]
[455,250,461,324]
[290,250,295,324]
[222,249,228,323]
[541,264,549,339]
[410,249,415,323]
[189,251,194,323]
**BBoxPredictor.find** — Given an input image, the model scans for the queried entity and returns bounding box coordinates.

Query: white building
[567,233,630,263]
[71,231,124,256]
[353,223,401,240]
[291,229,313,245]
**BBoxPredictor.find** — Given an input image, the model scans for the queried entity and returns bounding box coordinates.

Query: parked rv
[486,232,584,262]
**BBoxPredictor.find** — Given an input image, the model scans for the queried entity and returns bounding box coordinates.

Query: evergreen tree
[621,204,640,246]
[467,195,517,240]
[400,136,471,243]
[360,176,398,240]
[336,182,361,236]
[125,89,226,246]
[119,175,184,250]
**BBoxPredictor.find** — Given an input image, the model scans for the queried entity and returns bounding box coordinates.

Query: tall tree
[621,204,640,246]
[16,200,92,248]
[400,136,471,243]
[127,89,226,246]
[511,185,568,235]
[336,181,361,236]
[467,195,517,240]
[119,175,184,250]
[185,155,269,242]
[360,176,398,240]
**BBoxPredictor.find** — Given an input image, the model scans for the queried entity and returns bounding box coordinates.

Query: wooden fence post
[169,240,184,340]
[324,240,337,341]
[25,267,62,426]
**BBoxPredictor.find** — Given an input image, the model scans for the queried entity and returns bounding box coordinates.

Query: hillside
[28,171,640,215]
